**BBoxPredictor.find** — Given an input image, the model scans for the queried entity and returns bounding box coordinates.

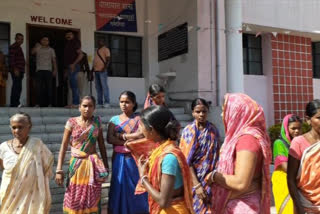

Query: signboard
[158,23,188,62]
[95,0,137,32]
[30,16,72,26]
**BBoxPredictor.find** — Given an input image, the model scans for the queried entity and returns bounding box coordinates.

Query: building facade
[0,0,319,126]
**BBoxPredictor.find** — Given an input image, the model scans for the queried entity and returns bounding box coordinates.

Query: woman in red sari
[207,93,272,214]
[137,105,194,214]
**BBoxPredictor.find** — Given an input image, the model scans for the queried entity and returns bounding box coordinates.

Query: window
[95,33,142,78]
[0,22,10,61]
[243,34,263,75]
[312,42,320,78]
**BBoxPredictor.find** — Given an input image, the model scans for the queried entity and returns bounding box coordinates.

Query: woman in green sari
[272,114,302,214]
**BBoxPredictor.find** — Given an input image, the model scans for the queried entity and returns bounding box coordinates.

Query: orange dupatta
[125,138,160,194]
[297,141,320,212]
[147,140,194,214]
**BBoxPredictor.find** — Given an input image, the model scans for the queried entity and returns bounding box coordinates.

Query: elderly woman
[0,112,53,213]
[208,93,272,214]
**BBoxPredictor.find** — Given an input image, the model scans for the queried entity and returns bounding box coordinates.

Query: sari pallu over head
[0,137,53,214]
[273,114,293,169]
[113,113,140,153]
[147,140,194,214]
[68,116,108,185]
[180,121,220,212]
[211,93,272,214]
[296,141,320,212]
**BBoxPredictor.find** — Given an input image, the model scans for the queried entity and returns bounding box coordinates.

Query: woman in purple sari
[180,98,220,213]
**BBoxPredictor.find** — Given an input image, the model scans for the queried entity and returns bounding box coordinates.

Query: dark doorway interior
[28,25,80,107]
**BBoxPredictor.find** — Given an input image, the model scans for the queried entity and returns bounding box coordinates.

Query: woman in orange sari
[208,93,271,214]
[137,106,194,214]
[287,99,320,214]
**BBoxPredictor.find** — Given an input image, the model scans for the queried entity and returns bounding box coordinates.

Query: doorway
[27,24,80,107]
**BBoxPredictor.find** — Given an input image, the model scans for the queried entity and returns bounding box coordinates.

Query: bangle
[56,169,64,174]
[141,175,148,185]
[123,133,127,141]
[193,183,202,189]
[211,170,217,183]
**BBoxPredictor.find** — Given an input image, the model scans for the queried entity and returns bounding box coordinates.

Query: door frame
[25,23,80,106]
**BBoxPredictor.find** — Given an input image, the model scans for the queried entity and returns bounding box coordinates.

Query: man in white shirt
[31,36,57,107]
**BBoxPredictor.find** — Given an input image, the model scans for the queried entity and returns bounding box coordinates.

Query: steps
[0,106,192,213]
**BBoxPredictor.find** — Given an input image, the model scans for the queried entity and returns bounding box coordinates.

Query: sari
[211,93,271,214]
[143,140,194,214]
[0,137,53,214]
[296,141,320,212]
[63,116,108,214]
[125,138,160,194]
[108,113,149,214]
[143,92,167,109]
[144,92,153,109]
[271,114,294,214]
[179,120,220,214]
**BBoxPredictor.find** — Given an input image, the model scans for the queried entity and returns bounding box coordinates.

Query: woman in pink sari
[207,93,272,214]
[144,84,166,109]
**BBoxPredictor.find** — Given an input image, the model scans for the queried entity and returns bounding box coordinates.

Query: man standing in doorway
[31,36,57,107]
[63,30,83,108]
[93,38,110,108]
[9,33,25,107]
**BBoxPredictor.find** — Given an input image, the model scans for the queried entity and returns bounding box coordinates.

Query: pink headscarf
[282,114,293,142]
[211,93,271,213]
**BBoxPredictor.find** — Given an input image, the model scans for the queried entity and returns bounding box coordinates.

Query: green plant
[268,124,281,144]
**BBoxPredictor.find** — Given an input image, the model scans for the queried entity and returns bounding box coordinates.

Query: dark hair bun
[164,120,180,141]
[140,106,180,141]
[306,99,320,118]
[191,98,210,111]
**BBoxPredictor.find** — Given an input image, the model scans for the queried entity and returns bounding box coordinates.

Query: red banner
[95,0,137,32]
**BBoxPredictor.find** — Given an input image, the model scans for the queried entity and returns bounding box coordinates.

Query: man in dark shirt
[9,33,25,107]
[63,30,83,107]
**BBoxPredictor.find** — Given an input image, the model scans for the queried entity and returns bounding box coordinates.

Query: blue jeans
[95,71,110,105]
[10,71,24,107]
[68,64,80,105]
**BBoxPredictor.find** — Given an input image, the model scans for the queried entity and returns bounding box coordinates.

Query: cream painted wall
[242,0,320,32]
[244,34,275,127]
[244,75,272,126]
[151,0,218,105]
[0,0,146,105]
[314,79,320,100]
[157,0,199,101]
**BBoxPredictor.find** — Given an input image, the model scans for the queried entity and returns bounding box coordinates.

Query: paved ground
[102,205,277,213]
